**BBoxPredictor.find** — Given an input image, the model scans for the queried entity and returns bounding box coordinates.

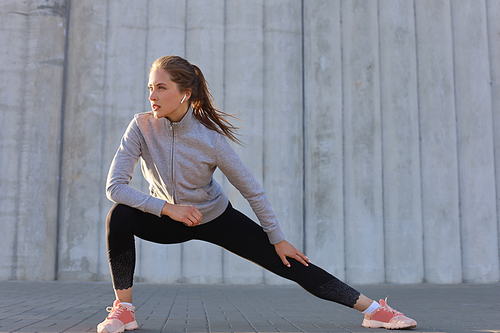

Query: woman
[97,55,416,333]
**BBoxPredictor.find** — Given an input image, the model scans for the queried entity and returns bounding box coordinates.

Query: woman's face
[148,68,190,122]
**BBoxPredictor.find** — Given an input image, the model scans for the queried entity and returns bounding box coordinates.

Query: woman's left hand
[274,239,310,267]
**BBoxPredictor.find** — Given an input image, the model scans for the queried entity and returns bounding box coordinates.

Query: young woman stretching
[97,55,417,333]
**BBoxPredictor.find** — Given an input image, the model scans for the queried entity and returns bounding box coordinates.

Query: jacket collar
[164,106,196,135]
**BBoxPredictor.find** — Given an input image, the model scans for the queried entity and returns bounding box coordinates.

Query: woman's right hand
[161,202,202,226]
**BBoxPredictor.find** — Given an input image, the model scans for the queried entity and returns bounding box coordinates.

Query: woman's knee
[106,203,135,234]
[106,204,137,255]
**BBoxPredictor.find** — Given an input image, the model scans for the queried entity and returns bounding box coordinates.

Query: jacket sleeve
[215,135,285,244]
[106,117,166,216]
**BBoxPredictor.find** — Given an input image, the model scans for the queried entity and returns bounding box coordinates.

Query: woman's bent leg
[106,203,195,292]
[194,204,361,308]
[100,204,197,333]
[106,204,137,291]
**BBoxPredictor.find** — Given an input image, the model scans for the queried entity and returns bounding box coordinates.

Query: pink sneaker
[97,300,138,333]
[362,297,417,330]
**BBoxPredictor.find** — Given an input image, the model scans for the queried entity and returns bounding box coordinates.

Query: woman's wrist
[161,202,172,216]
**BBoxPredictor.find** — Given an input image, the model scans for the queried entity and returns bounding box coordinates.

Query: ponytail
[150,56,241,144]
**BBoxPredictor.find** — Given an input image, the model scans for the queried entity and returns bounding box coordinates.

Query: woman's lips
[152,105,161,118]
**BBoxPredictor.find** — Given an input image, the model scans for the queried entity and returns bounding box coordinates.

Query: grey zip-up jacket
[106,108,285,244]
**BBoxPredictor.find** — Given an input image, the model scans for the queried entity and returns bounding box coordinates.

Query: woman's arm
[214,136,310,267]
[215,135,285,244]
[106,118,166,216]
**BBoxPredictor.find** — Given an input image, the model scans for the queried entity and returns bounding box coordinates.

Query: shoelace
[382,297,404,316]
[106,305,125,319]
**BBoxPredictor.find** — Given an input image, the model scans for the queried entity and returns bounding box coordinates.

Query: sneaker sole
[362,319,417,330]
[98,320,138,333]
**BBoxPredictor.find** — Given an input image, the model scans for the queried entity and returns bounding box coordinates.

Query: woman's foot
[97,300,138,333]
[362,297,417,330]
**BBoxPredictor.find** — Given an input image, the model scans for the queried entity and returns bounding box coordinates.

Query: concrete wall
[1,0,499,285]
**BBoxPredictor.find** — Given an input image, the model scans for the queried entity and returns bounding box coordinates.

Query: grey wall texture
[1,0,499,285]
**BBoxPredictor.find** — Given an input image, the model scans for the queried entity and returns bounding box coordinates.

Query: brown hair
[150,55,241,144]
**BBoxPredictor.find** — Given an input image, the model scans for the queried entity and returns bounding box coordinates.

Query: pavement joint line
[220,287,259,333]
[158,285,180,333]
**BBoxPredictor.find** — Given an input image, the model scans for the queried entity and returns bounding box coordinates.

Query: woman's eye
[148,85,166,91]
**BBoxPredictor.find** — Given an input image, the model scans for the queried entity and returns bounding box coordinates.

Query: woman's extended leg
[193,204,364,308]
[194,204,417,329]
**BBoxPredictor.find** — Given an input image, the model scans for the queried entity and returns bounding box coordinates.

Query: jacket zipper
[170,121,176,203]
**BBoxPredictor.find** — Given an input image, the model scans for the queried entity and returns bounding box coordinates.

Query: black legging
[106,202,361,308]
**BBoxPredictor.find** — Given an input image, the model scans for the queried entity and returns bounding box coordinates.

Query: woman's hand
[161,202,202,226]
[274,239,310,267]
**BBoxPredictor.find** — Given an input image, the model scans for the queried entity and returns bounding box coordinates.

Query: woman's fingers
[298,250,311,264]
[184,206,202,226]
[162,202,202,225]
[294,252,310,267]
[274,239,310,267]
[193,209,202,223]
[279,254,291,267]
[280,252,308,267]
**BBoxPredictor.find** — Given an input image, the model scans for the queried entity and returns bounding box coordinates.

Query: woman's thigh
[193,205,275,265]
[107,203,195,247]
[193,205,333,287]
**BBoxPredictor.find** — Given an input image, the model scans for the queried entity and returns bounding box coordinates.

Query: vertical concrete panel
[263,0,303,285]
[137,0,186,284]
[415,0,462,284]
[11,0,67,280]
[222,0,266,283]
[451,0,499,282]
[183,0,225,283]
[102,0,151,281]
[379,0,424,283]
[144,0,186,66]
[342,0,384,284]
[0,1,28,280]
[57,0,108,282]
[486,0,500,280]
[303,1,345,279]
[96,1,149,284]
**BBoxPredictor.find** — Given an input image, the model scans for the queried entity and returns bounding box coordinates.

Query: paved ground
[0,281,498,333]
